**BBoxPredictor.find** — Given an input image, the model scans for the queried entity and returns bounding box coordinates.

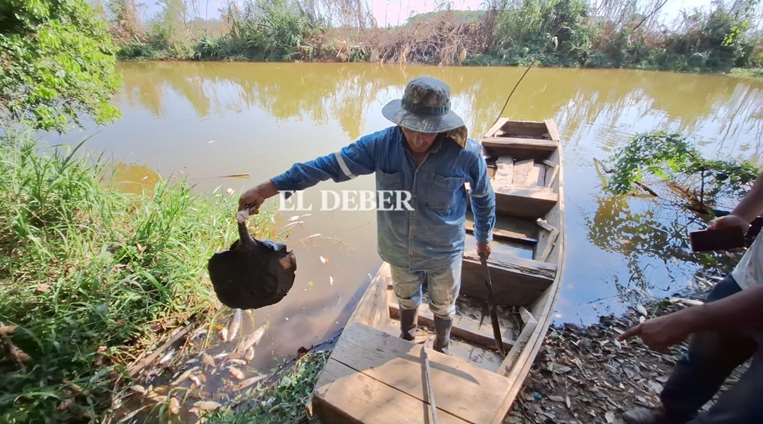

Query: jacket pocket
[426,174,465,212]
[376,170,405,210]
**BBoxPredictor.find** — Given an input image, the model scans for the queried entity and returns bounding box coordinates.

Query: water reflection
[116,62,763,159]
[584,194,723,306]
[44,62,763,360]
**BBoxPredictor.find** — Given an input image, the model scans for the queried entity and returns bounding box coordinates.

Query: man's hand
[239,181,278,214]
[618,307,701,352]
[477,242,491,260]
[708,213,750,232]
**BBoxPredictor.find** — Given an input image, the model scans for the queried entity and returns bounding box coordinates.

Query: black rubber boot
[433,316,453,354]
[623,407,686,424]
[399,307,418,341]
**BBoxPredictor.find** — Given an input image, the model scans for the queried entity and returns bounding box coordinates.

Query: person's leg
[658,275,757,421]
[625,275,757,424]
[390,264,424,340]
[426,259,462,353]
[690,349,763,424]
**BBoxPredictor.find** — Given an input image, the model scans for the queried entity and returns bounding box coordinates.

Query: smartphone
[690,226,746,252]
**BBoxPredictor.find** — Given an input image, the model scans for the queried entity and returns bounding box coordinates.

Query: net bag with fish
[208,211,297,309]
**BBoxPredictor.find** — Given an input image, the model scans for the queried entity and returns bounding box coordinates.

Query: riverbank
[0,133,275,421]
[110,3,763,74]
[206,284,728,424]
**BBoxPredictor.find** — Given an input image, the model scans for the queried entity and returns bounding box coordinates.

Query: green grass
[0,132,272,422]
[728,67,763,80]
[208,351,330,424]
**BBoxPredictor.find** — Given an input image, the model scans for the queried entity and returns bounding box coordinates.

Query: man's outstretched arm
[619,284,763,352]
[239,131,382,213]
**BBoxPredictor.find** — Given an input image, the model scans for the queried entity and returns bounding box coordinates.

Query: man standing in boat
[239,76,496,353]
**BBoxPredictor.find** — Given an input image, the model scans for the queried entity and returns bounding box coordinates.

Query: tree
[0,0,120,132]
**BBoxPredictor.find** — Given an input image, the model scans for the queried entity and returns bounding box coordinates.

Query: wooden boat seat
[465,212,538,248]
[485,155,559,220]
[312,323,512,424]
[460,239,557,306]
[495,186,558,219]
[481,137,558,158]
[386,288,515,351]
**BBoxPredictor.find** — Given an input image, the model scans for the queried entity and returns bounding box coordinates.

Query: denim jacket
[271,126,496,272]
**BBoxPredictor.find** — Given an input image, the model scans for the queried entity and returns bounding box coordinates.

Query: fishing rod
[491,60,535,126]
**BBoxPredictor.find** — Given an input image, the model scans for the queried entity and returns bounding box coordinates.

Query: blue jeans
[660,275,763,423]
[390,259,462,319]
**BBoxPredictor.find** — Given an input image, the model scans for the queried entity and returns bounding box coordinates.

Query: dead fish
[129,385,147,395]
[0,324,17,336]
[218,173,250,179]
[189,374,202,387]
[228,366,245,380]
[228,309,243,341]
[236,375,266,391]
[226,358,246,366]
[232,325,267,357]
[304,233,321,240]
[288,215,301,222]
[159,349,175,365]
[147,393,167,404]
[201,353,215,368]
[213,352,228,360]
[168,397,180,415]
[118,405,149,423]
[193,400,222,411]
[329,276,334,286]
[319,256,327,264]
[171,366,199,386]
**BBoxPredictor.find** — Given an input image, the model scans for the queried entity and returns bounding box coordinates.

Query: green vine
[607,131,759,207]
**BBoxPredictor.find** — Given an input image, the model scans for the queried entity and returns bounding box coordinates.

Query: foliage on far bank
[104,0,763,73]
[0,0,121,132]
[0,132,274,422]
[606,131,760,210]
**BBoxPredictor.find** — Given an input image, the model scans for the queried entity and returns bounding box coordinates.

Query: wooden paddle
[480,252,506,356]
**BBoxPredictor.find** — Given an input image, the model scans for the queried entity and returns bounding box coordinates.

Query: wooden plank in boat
[495,156,513,185]
[481,137,558,152]
[494,186,558,219]
[544,119,561,141]
[534,163,547,186]
[511,159,534,187]
[461,249,557,306]
[387,289,515,351]
[315,323,511,424]
[464,219,537,245]
[313,358,467,424]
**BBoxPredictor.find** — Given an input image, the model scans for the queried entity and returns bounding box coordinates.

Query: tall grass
[0,132,269,422]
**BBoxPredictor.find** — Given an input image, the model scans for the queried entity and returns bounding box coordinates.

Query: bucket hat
[382,76,465,134]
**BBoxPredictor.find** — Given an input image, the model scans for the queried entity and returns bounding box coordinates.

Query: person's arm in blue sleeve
[467,147,496,251]
[239,131,382,212]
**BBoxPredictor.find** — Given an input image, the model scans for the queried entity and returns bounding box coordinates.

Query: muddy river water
[44,62,763,373]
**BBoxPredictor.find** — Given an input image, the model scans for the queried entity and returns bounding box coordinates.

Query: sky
[149,0,717,27]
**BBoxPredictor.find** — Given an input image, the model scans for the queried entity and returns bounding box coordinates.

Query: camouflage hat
[382,76,465,133]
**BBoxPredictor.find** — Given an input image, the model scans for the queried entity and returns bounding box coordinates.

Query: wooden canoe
[312,118,565,424]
